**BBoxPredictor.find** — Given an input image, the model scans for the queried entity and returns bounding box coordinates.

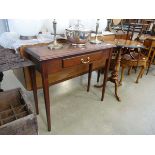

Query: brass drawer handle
[81,57,90,64]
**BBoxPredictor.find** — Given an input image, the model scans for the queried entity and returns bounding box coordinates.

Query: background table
[101,39,144,101]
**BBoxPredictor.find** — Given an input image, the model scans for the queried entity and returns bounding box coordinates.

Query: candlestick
[90,19,102,44]
[48,19,63,50]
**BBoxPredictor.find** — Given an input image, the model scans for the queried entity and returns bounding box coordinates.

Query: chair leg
[146,50,155,75]
[114,80,121,102]
[140,67,145,78]
[146,61,151,75]
[119,66,125,86]
[128,66,132,75]
[87,63,93,92]
[133,66,137,73]
[135,66,144,83]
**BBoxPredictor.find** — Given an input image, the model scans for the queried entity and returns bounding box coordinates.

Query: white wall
[3,19,108,36]
[8,19,44,36]
[43,19,107,34]
[0,19,7,34]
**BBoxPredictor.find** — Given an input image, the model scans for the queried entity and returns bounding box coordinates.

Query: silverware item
[90,19,102,44]
[48,19,63,50]
[66,20,91,46]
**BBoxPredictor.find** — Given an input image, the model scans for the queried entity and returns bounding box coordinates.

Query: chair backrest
[109,19,124,33]
[112,19,122,26]
[143,38,155,58]
[126,20,149,40]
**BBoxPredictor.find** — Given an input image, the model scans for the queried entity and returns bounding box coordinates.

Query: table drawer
[62,51,107,68]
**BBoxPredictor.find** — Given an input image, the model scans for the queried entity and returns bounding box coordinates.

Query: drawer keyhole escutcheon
[81,57,90,64]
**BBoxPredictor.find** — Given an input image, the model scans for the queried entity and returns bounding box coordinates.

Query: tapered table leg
[97,69,101,83]
[29,66,39,115]
[41,63,51,131]
[87,63,93,92]
[101,56,111,101]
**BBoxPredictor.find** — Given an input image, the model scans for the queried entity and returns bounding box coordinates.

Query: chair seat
[121,52,147,62]
[121,52,148,67]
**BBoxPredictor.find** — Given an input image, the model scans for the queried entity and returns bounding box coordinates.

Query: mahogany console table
[25,42,114,131]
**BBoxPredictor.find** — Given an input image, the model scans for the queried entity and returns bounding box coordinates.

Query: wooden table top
[139,35,155,41]
[105,39,144,49]
[25,42,115,61]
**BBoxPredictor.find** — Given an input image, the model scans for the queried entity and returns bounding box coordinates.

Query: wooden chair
[119,51,147,84]
[144,38,155,74]
[119,41,150,85]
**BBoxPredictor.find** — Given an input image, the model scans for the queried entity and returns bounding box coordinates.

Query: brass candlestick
[90,19,102,44]
[48,19,63,50]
